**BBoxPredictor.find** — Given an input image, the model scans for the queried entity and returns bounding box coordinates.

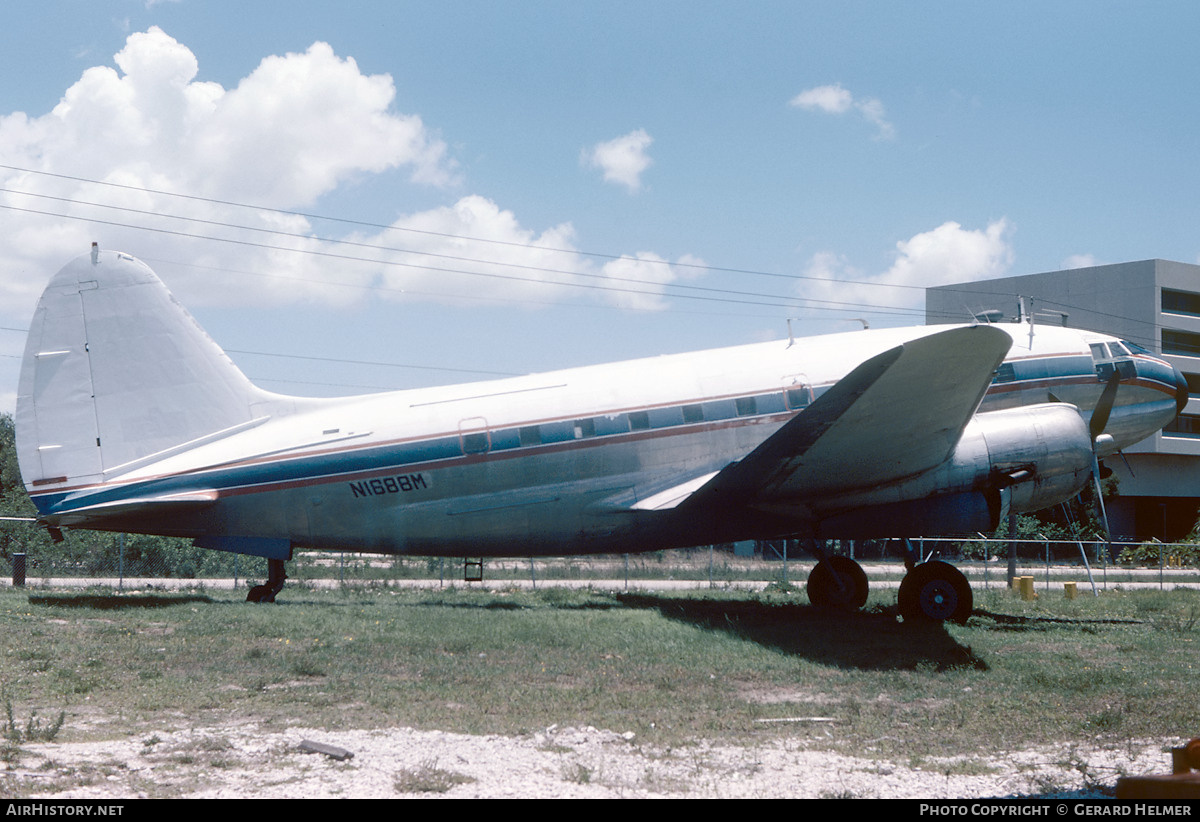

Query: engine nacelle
[815,403,1095,538]
[972,403,1095,514]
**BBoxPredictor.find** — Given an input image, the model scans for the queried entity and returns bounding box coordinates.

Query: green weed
[394,758,474,794]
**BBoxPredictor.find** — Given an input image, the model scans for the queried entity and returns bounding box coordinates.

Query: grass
[0,582,1196,770]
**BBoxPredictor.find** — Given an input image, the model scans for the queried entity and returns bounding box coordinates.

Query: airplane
[14,246,1188,620]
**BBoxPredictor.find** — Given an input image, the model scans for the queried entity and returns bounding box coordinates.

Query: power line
[0,164,932,292]
[0,164,1172,350]
[0,199,924,318]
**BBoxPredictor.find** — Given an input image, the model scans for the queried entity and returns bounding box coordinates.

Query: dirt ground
[9,721,1176,799]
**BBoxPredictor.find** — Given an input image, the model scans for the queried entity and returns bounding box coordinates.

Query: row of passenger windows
[991,355,1093,385]
[461,386,817,455]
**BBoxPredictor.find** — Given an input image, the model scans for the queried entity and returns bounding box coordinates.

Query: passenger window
[735,396,757,416]
[682,404,704,424]
[785,386,811,410]
[461,432,489,455]
[459,418,490,455]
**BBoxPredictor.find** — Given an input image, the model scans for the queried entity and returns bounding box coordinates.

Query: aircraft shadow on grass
[27,592,214,610]
[612,593,988,672]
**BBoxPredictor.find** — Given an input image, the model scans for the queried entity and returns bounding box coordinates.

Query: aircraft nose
[1173,364,1190,417]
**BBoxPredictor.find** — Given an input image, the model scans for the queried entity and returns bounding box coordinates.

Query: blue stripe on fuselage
[32,350,1179,518]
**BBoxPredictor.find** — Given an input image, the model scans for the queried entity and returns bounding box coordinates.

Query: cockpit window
[1091,340,1137,381]
[1122,340,1152,356]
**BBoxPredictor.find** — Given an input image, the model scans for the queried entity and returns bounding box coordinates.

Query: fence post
[1045,537,1050,592]
[979,533,989,590]
[1007,512,1017,587]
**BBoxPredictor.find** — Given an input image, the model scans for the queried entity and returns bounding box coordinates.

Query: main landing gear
[896,559,973,625]
[806,554,869,609]
[802,541,973,624]
[246,558,287,603]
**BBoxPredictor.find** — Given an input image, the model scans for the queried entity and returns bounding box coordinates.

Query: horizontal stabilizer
[38,491,217,528]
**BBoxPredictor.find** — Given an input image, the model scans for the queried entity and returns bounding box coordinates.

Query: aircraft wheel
[806,556,868,609]
[897,560,972,624]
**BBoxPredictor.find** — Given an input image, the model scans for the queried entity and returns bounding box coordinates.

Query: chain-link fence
[2,532,1199,592]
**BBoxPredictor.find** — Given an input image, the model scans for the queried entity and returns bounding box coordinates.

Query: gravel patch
[11,724,1171,799]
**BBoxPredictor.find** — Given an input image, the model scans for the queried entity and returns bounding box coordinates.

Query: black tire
[806,556,869,609]
[897,560,972,624]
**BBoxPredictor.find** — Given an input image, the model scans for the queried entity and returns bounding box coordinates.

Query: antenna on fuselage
[1033,309,1070,327]
[973,309,1004,324]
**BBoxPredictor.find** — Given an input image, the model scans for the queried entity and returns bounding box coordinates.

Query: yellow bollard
[1064,581,1077,600]
[1019,576,1037,600]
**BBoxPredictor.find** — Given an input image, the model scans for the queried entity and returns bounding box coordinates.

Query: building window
[1164,414,1200,438]
[1162,288,1200,317]
[1162,329,1200,357]
[1185,373,1200,399]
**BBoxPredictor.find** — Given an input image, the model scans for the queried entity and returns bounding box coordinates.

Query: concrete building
[926,259,1200,540]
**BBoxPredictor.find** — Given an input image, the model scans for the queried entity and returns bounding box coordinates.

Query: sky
[1,1,1199,413]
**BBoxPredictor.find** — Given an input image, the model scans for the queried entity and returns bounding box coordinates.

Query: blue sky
[1,1,1198,411]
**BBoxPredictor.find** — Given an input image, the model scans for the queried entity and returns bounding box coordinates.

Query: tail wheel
[898,560,972,624]
[806,556,869,610]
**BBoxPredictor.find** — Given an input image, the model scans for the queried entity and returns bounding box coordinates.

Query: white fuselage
[30,319,1183,557]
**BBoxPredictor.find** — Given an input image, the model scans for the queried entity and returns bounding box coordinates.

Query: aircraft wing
[680,325,1012,511]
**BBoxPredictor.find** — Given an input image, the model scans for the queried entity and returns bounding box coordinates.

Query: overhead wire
[0,164,1174,379]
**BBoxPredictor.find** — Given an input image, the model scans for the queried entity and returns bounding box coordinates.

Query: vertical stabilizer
[16,249,274,498]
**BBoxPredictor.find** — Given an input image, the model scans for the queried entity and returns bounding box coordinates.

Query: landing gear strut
[247,558,287,603]
[897,560,972,624]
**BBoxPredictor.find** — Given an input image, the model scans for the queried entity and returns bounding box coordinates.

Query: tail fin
[16,248,276,499]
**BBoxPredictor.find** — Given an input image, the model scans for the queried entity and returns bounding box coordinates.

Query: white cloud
[0,29,693,317]
[882,219,1013,288]
[1060,254,1099,270]
[789,84,854,114]
[790,83,895,140]
[797,220,1014,317]
[372,196,702,311]
[583,129,653,192]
